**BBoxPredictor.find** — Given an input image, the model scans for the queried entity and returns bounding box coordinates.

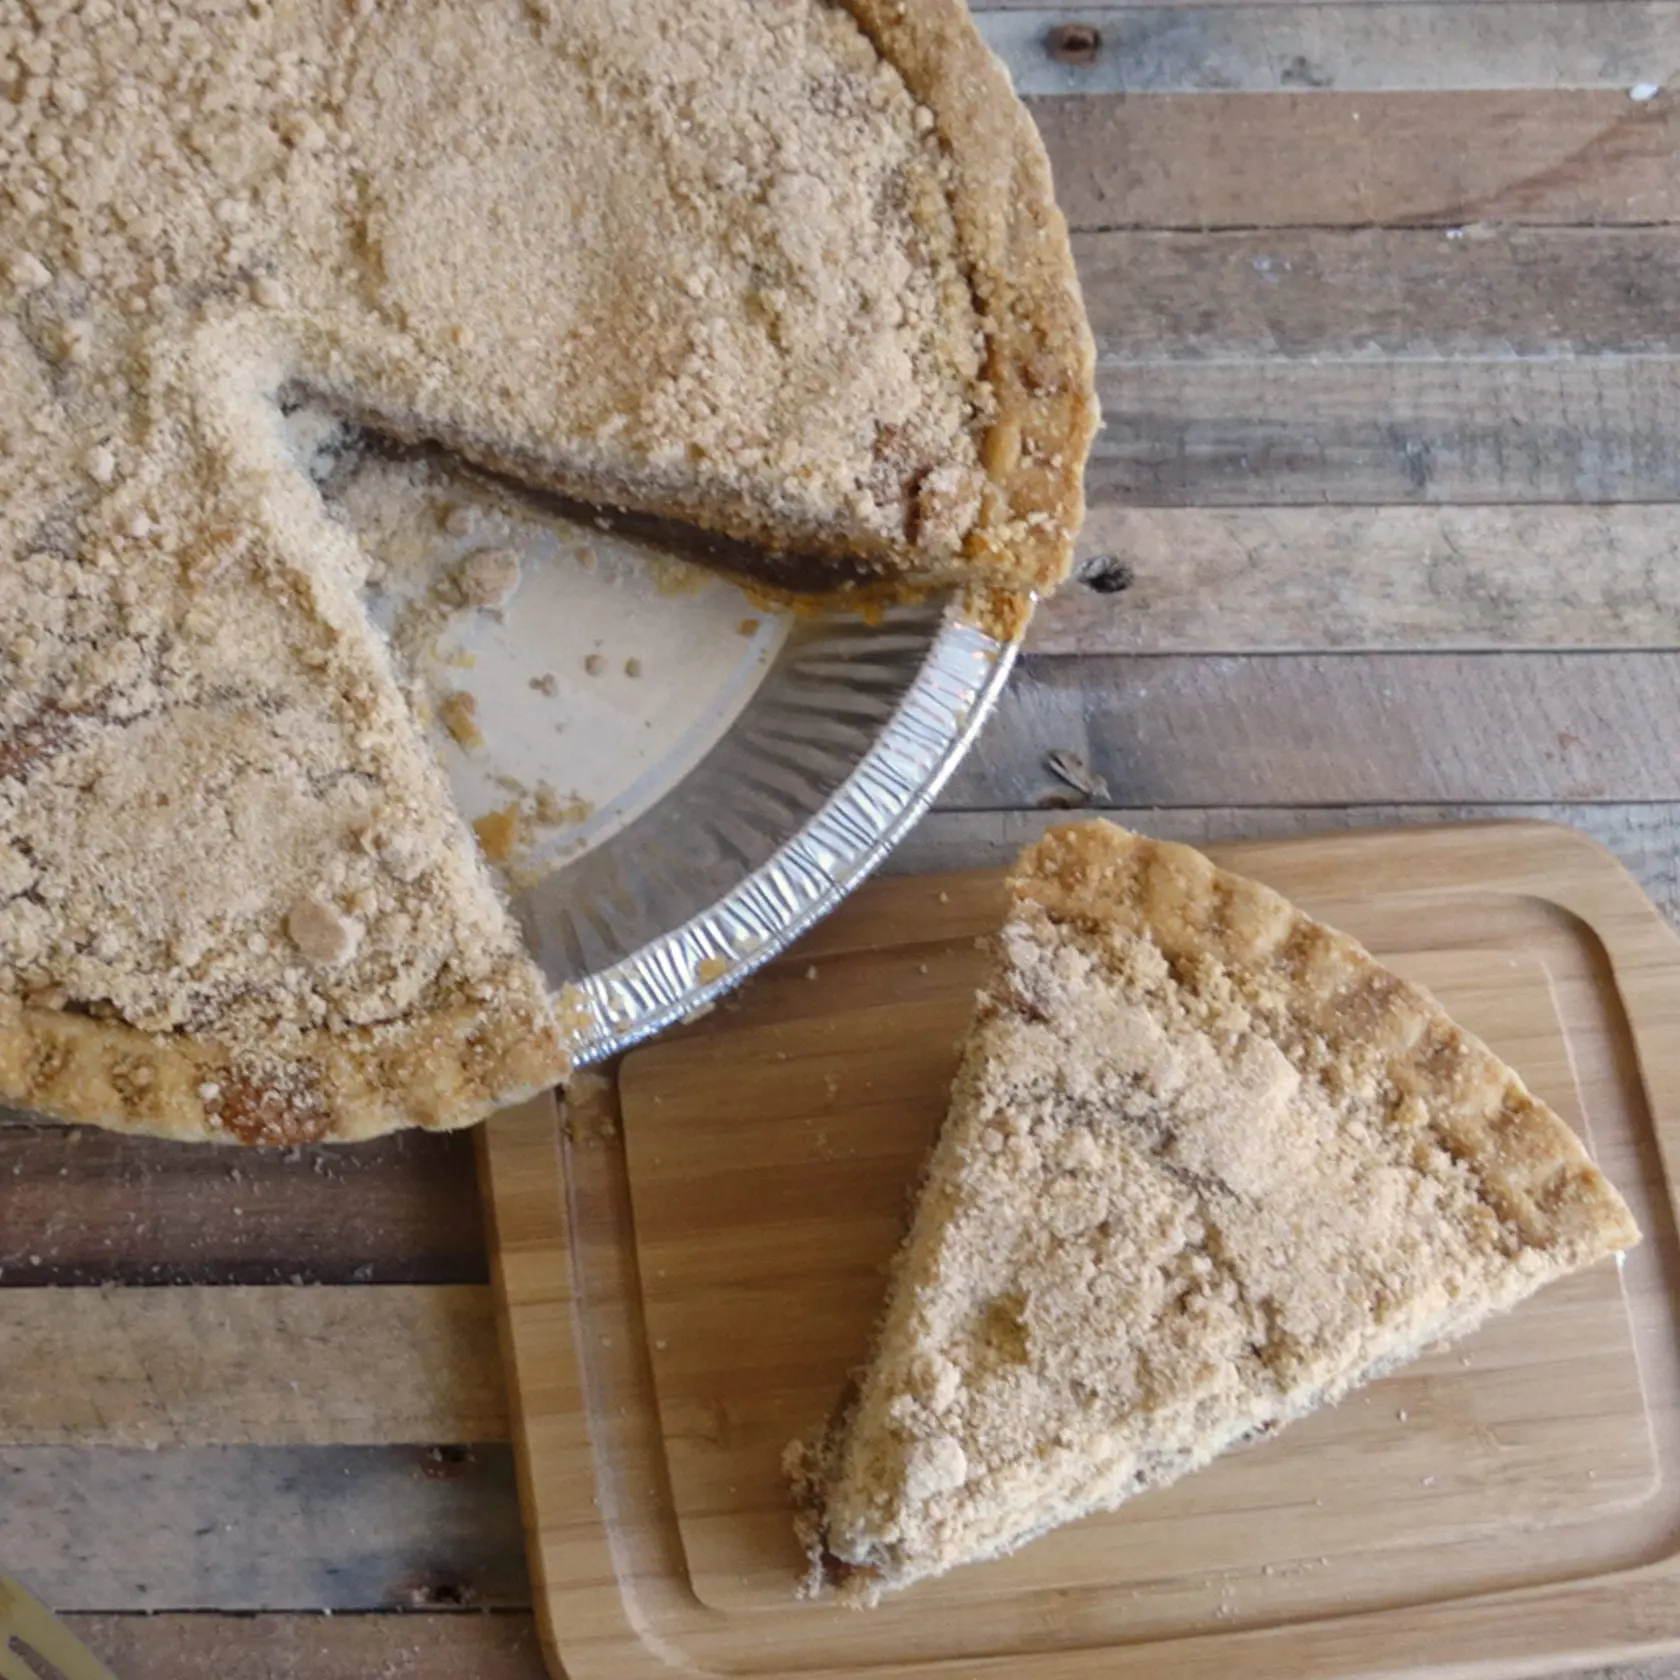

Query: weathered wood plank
[982,6,1678,96]
[61,1615,549,1680]
[0,1286,505,1447]
[1036,505,1680,654]
[49,1621,1676,1680]
[0,1446,526,1611]
[1076,227,1680,362]
[1035,91,1680,229]
[943,653,1680,808]
[0,1124,485,1286]
[894,805,1680,931]
[1091,356,1680,505]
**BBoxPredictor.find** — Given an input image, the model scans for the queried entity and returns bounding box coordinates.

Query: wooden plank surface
[491,826,1680,1678]
[1090,357,1680,505]
[981,6,1680,94]
[1077,227,1680,361]
[0,1286,504,1446]
[1040,506,1680,653]
[0,1124,485,1285]
[61,1615,550,1680]
[1035,91,1680,228]
[1,1446,526,1611]
[1059,225,1680,649]
[15,10,1680,1679]
[946,652,1680,807]
[2,811,1674,1645]
[48,1614,1680,1680]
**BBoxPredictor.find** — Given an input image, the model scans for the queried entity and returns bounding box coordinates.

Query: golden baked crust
[844,0,1099,601]
[0,1,1094,1142]
[794,821,1639,1598]
[1018,823,1637,1260]
[0,962,562,1145]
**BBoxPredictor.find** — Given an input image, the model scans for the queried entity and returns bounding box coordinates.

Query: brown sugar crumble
[452,546,523,610]
[472,805,523,866]
[437,691,485,752]
[0,0,1094,1142]
[793,823,1639,1598]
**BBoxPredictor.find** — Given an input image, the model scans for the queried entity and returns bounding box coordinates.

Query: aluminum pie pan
[336,447,1021,1069]
[518,593,1023,1065]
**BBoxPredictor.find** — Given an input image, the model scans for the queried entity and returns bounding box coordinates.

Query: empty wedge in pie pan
[339,449,1022,1064]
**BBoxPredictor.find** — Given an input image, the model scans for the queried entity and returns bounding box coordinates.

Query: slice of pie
[790,821,1640,1599]
[0,1,1096,1142]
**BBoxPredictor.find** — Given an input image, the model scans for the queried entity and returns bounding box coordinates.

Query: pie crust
[0,1,1096,1142]
[791,822,1640,1598]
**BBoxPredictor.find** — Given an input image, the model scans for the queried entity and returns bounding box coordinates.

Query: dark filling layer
[295,395,908,601]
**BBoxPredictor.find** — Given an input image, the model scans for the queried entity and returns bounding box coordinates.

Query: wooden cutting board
[479,822,1680,1680]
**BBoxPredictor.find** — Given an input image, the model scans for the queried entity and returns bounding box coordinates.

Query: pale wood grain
[1077,227,1680,362]
[1035,91,1680,229]
[623,930,1650,1620]
[945,652,1680,808]
[980,6,1680,95]
[0,1286,505,1447]
[62,1615,549,1680]
[0,1445,526,1610]
[1035,505,1680,653]
[0,1122,485,1283]
[896,806,1680,929]
[1091,356,1680,505]
[483,826,1680,1678]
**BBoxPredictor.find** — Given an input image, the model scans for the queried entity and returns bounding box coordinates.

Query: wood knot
[417,1445,476,1481]
[1078,555,1134,595]
[1045,22,1102,66]
[404,1573,476,1608]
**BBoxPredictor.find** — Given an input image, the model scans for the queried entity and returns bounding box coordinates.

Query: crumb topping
[0,0,1023,1136]
[803,823,1638,1595]
[452,547,522,611]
